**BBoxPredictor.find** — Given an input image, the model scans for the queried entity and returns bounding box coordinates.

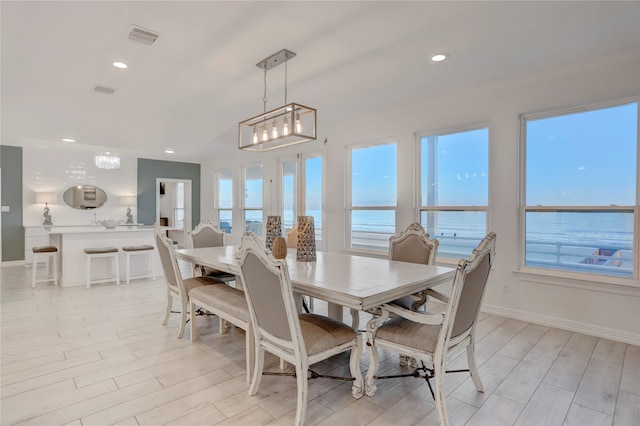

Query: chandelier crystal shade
[238,49,316,152]
[95,154,120,170]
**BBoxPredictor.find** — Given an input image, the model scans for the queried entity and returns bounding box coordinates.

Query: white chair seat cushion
[188,283,249,322]
[376,316,440,353]
[299,313,357,356]
[183,277,220,294]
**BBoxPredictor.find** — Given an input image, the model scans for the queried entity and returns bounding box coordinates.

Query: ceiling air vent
[128,25,159,45]
[93,84,116,95]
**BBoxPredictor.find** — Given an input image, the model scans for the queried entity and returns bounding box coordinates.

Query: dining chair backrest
[189,219,225,249]
[154,225,183,297]
[444,232,496,342]
[286,225,298,248]
[389,222,438,265]
[238,232,303,352]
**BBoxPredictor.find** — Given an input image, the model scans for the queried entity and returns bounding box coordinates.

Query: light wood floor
[1,263,639,426]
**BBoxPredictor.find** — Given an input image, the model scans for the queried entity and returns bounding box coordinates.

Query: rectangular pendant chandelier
[238,102,316,152]
[238,49,317,152]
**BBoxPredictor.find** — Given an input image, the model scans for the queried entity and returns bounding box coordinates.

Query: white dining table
[175,246,455,321]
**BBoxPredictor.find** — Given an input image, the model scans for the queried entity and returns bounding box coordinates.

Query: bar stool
[84,247,120,288]
[122,245,155,284]
[31,246,59,288]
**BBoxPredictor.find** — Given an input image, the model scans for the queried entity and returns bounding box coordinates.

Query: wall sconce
[36,192,56,225]
[120,195,136,224]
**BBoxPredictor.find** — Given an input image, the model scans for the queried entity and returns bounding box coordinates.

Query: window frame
[518,97,639,283]
[346,139,398,254]
[416,122,490,261]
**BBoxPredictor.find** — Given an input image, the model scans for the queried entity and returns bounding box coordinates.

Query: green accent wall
[1,145,24,262]
[137,158,201,227]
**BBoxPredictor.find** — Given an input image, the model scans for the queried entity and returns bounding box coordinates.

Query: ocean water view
[224,210,634,278]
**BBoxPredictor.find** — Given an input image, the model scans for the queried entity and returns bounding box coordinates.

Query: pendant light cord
[263,64,268,114]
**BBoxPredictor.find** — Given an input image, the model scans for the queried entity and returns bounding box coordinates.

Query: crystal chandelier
[238,49,316,152]
[95,153,120,170]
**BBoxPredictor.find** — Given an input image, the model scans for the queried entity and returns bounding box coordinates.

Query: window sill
[514,266,640,296]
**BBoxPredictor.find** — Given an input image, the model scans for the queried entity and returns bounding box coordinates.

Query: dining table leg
[327,302,343,322]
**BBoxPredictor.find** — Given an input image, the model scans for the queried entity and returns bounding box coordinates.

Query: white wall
[23,147,139,226]
[202,57,640,344]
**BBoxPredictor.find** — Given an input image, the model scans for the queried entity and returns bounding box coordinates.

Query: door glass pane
[282,160,297,229]
[305,156,323,245]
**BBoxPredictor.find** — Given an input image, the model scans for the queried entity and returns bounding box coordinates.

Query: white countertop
[41,225,156,234]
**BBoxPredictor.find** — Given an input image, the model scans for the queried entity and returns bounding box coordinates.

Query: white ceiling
[2,1,639,162]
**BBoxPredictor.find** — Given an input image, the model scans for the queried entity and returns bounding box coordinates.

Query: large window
[349,142,397,251]
[242,163,263,235]
[419,126,489,259]
[281,154,324,248]
[216,169,233,234]
[522,101,638,279]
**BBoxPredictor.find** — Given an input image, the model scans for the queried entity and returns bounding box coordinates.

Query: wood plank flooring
[1,263,639,425]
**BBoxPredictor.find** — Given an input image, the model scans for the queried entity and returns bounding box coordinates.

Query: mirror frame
[63,185,108,210]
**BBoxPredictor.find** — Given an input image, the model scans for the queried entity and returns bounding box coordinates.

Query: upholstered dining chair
[155,225,219,339]
[236,232,364,426]
[188,220,235,283]
[353,222,439,332]
[365,232,496,426]
[286,225,298,247]
[388,222,439,310]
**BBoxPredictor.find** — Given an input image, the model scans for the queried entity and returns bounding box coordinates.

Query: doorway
[156,178,192,248]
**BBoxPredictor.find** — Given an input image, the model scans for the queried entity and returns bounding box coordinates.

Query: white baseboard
[1,260,25,267]
[483,303,640,346]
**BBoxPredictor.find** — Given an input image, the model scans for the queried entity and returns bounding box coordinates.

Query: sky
[220,101,637,212]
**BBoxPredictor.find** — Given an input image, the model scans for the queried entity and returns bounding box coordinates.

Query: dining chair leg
[434,361,450,426]
[467,342,484,392]
[245,326,254,383]
[248,346,265,396]
[189,301,197,342]
[162,292,172,325]
[177,298,187,339]
[294,360,309,426]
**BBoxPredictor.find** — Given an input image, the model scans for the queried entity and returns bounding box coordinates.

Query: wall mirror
[63,185,107,210]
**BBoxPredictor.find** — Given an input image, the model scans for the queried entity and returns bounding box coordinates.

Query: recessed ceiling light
[165,149,175,154]
[113,61,128,69]
[62,138,75,143]
[431,53,449,62]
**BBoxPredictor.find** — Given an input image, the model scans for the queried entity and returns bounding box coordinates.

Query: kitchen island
[37,226,163,287]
